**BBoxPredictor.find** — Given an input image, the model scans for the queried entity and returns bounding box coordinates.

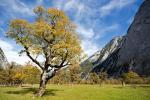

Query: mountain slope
[0,48,9,69]
[81,0,150,77]
[117,0,150,76]
[81,36,125,76]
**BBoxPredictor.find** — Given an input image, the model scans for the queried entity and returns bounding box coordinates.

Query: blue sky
[0,0,143,64]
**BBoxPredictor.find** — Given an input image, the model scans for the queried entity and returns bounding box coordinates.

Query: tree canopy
[6,6,83,96]
[7,6,82,70]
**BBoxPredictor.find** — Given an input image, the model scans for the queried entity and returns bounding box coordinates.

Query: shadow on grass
[5,87,63,96]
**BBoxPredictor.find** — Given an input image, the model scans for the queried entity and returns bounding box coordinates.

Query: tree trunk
[35,67,57,97]
[35,71,48,97]
[121,81,125,87]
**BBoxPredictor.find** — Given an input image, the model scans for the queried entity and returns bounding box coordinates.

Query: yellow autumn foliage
[7,6,83,68]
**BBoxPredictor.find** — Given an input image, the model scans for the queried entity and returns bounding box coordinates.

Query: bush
[122,71,143,84]
[143,77,150,84]
[0,63,40,86]
[49,64,82,84]
[88,73,99,84]
[105,79,121,84]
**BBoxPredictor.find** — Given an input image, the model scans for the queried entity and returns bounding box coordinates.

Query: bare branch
[46,49,70,69]
[16,27,44,70]
[24,46,43,70]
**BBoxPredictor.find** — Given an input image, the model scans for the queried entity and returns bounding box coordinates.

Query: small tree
[22,64,40,85]
[0,62,15,86]
[12,68,26,86]
[122,71,142,85]
[6,6,82,96]
[81,61,93,73]
[89,73,99,84]
[50,70,67,84]
[98,72,108,86]
[0,62,21,86]
[69,64,81,84]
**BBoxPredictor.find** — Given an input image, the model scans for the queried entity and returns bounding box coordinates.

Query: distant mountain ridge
[81,36,126,77]
[0,48,9,69]
[81,0,150,77]
[81,36,125,74]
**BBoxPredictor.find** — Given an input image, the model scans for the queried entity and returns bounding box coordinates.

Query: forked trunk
[35,67,57,97]
[35,71,48,97]
[121,81,125,87]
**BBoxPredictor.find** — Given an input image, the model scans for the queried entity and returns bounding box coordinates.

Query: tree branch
[24,46,43,70]
[46,49,70,69]
[17,27,44,70]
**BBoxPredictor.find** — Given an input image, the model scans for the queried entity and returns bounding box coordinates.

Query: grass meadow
[0,84,150,100]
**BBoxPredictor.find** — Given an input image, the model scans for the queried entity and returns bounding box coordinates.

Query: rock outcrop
[81,0,150,77]
[117,0,150,76]
[0,48,9,69]
[81,36,125,76]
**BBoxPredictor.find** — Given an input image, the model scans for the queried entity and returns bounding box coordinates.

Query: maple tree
[6,6,82,96]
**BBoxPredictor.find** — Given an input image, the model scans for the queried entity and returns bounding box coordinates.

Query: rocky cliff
[81,0,150,77]
[81,36,125,76]
[91,36,127,77]
[0,48,9,69]
[117,0,150,76]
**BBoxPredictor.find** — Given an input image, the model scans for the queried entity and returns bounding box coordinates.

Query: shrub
[122,71,143,84]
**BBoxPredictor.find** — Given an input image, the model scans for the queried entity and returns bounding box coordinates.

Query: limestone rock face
[117,0,150,76]
[91,36,126,77]
[0,48,9,69]
[81,36,125,77]
[81,0,150,77]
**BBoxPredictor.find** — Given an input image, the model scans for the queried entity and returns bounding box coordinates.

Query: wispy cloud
[0,0,142,63]
[0,39,30,65]
[52,0,99,56]
[100,0,135,17]
[63,0,87,18]
[76,24,95,39]
[81,39,99,56]
[127,17,134,25]
[36,0,44,5]
[95,24,120,39]
[76,24,99,56]
[0,0,34,18]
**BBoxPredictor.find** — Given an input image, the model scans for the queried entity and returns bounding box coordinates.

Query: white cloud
[0,0,34,17]
[100,0,135,17]
[81,40,99,56]
[95,24,120,39]
[37,0,44,5]
[0,39,30,65]
[53,0,106,57]
[63,0,76,10]
[127,17,134,24]
[54,0,84,11]
[53,0,88,20]
[76,24,95,39]
[52,0,65,10]
[76,24,98,56]
[63,0,86,16]
[78,23,119,56]
[52,0,99,56]
[0,0,123,59]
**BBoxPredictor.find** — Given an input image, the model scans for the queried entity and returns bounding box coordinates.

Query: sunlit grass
[0,84,150,100]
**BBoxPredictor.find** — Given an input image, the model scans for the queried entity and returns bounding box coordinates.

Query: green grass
[0,84,150,100]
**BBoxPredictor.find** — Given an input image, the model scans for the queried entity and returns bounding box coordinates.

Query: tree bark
[35,71,48,97]
[35,67,57,97]
[121,80,125,87]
